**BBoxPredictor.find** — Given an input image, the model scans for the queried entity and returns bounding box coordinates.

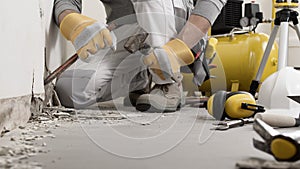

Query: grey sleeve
[192,0,227,25]
[53,0,83,25]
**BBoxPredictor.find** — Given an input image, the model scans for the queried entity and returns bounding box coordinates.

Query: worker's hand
[205,37,218,60]
[60,13,116,60]
[143,38,195,80]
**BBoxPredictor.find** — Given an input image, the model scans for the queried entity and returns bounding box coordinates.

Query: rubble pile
[0,106,75,169]
[0,98,160,168]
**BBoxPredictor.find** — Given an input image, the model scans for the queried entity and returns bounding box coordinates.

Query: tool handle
[44,54,78,85]
[254,113,299,127]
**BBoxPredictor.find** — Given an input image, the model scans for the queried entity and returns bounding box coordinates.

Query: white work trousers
[55,0,189,108]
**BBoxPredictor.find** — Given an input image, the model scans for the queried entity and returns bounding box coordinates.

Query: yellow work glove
[60,13,116,60]
[205,37,218,60]
[143,38,195,80]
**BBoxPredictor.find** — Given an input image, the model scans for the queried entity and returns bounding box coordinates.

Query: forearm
[192,0,227,25]
[53,0,82,26]
[178,0,227,48]
[178,14,210,48]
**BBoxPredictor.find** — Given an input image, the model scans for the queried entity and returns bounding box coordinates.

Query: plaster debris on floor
[0,99,163,169]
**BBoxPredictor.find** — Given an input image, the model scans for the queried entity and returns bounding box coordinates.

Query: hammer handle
[254,113,300,127]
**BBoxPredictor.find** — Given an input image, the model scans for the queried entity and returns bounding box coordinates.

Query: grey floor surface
[3,99,300,169]
[25,103,279,169]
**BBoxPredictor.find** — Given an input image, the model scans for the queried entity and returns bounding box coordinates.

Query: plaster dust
[2,98,300,169]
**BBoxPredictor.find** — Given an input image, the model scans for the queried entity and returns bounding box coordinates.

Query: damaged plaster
[0,95,32,134]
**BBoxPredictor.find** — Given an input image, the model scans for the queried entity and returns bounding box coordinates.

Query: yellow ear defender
[207,90,265,120]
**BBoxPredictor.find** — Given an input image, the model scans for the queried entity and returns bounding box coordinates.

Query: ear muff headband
[225,91,250,99]
[208,90,227,120]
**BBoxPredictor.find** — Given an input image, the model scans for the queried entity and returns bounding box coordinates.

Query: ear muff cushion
[207,90,227,120]
[225,91,256,119]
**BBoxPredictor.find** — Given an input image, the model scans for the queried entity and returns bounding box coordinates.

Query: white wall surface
[0,0,107,100]
[42,0,66,71]
[0,0,44,99]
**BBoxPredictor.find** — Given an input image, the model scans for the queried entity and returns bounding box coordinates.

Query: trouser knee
[55,69,96,108]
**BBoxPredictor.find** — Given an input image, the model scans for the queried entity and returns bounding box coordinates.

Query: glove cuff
[163,38,195,66]
[205,37,218,59]
[60,13,96,41]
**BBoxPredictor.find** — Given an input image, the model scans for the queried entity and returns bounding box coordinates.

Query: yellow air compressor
[183,0,279,96]
[198,32,278,94]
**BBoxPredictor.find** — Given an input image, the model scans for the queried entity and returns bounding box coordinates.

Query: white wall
[0,0,107,100]
[42,0,69,75]
[0,0,44,99]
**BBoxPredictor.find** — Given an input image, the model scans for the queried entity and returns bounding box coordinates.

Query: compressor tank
[198,32,278,94]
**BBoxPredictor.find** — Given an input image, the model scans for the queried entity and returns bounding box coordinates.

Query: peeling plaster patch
[0,95,32,134]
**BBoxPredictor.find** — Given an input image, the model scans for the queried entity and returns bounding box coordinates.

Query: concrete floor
[28,103,274,169]
[2,99,299,169]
